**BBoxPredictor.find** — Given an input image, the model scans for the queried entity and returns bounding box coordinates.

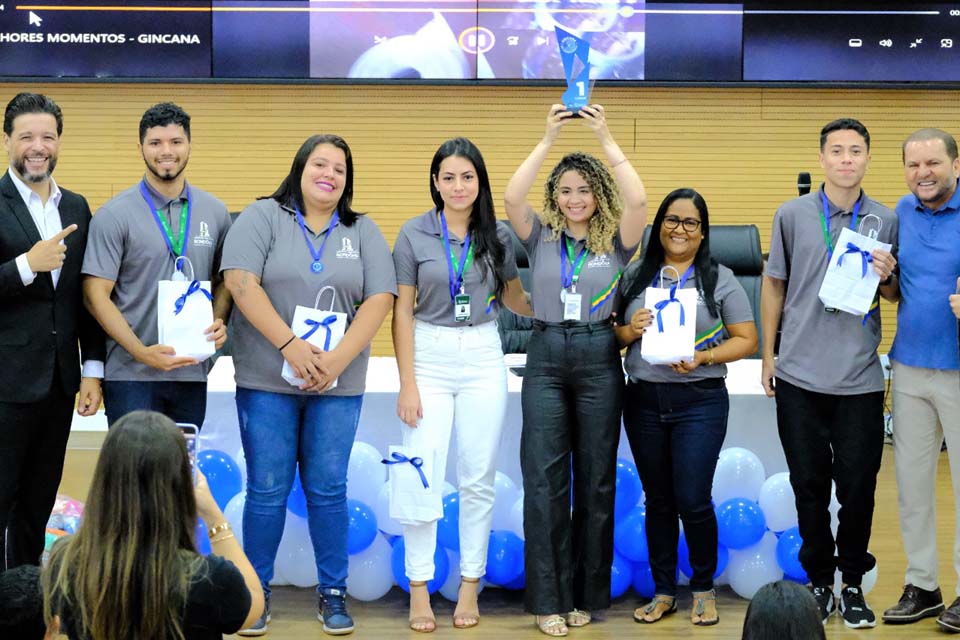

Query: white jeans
[403,320,508,581]
[892,360,960,594]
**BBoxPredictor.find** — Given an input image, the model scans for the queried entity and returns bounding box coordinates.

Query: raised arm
[578,104,648,248]
[503,104,572,241]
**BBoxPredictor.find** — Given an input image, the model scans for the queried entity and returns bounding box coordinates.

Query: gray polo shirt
[765,188,898,395]
[522,216,638,322]
[623,263,754,383]
[393,209,519,327]
[220,198,397,396]
[82,180,231,382]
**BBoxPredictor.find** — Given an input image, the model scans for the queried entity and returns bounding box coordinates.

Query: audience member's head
[42,410,204,640]
[0,564,46,639]
[742,580,827,640]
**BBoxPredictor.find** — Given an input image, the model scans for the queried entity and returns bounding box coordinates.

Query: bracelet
[278,335,296,351]
[210,533,236,544]
[611,157,629,169]
[708,348,716,366]
[207,522,231,539]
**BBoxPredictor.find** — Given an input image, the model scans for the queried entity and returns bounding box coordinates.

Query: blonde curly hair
[540,152,623,255]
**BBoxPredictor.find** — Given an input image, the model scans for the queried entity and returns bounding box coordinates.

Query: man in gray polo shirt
[82,103,230,428]
[761,118,898,629]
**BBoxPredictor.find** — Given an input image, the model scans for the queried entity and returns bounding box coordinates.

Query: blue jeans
[236,387,363,597]
[622,378,728,597]
[103,380,207,428]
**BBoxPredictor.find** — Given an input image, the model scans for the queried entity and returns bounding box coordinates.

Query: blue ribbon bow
[173,280,212,315]
[300,314,338,351]
[653,285,686,332]
[837,242,873,278]
[381,452,429,488]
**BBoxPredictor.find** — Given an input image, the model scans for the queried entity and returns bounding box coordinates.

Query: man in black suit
[0,93,104,570]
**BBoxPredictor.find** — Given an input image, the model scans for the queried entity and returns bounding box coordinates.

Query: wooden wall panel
[4,82,958,355]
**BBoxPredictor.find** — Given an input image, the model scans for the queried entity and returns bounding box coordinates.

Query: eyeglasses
[663,215,702,232]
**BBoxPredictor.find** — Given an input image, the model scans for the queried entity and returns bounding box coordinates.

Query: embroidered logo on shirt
[192,221,214,248]
[336,237,360,260]
[587,254,611,269]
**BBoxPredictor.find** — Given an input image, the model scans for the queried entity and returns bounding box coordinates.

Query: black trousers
[520,320,623,614]
[0,371,74,570]
[775,378,884,587]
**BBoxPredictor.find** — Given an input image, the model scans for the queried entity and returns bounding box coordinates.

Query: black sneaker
[811,586,836,624]
[237,596,270,637]
[840,586,877,628]
[318,588,354,635]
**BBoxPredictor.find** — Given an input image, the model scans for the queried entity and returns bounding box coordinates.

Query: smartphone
[178,423,199,482]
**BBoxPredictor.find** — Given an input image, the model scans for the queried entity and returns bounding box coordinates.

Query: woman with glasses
[616,188,757,627]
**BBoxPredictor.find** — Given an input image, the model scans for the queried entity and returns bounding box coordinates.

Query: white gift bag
[157,257,215,362]
[817,215,891,316]
[384,445,442,525]
[640,267,697,365]
[281,286,347,388]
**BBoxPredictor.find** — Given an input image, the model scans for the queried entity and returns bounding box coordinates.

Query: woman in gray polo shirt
[391,137,531,632]
[617,188,757,627]
[220,134,397,636]
[503,104,648,636]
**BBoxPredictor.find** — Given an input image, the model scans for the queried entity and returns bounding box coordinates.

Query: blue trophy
[555,26,593,115]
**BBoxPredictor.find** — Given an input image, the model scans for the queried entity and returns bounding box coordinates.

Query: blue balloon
[677,533,729,579]
[195,518,211,555]
[614,458,643,522]
[775,526,807,582]
[610,550,632,599]
[287,468,307,518]
[632,561,656,598]
[502,569,526,590]
[485,530,524,586]
[613,506,648,562]
[346,499,378,555]
[391,537,448,594]
[197,449,243,510]
[437,492,460,552]
[716,498,766,550]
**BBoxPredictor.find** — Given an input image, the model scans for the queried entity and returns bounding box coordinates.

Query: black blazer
[0,171,105,403]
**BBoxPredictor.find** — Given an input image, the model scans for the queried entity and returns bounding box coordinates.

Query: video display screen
[0,1,957,82]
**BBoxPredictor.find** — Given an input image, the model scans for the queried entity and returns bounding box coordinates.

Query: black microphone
[798,172,811,196]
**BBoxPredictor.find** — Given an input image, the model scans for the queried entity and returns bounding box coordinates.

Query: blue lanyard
[560,236,589,290]
[295,208,339,274]
[139,180,192,265]
[819,190,862,259]
[440,211,471,301]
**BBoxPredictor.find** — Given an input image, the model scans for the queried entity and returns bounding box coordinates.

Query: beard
[145,157,188,183]
[14,154,57,183]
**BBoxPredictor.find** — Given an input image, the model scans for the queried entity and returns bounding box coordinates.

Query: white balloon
[727,532,783,600]
[373,481,404,536]
[223,491,246,548]
[442,481,457,497]
[713,447,767,504]
[757,472,797,533]
[508,495,524,540]
[234,447,248,488]
[439,550,462,602]
[832,555,879,595]
[347,442,387,507]
[492,472,520,531]
[275,511,318,588]
[346,534,395,601]
[829,483,841,538]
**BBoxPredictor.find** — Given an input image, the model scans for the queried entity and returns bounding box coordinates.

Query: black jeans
[103,380,208,428]
[0,373,73,570]
[520,320,623,614]
[775,378,883,587]
[623,378,728,596]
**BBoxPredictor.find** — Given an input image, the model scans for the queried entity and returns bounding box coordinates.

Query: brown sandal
[634,595,678,623]
[409,581,437,633]
[453,576,480,629]
[535,615,569,637]
[691,589,719,626]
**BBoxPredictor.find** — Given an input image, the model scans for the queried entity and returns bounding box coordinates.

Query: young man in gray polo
[82,102,231,427]
[761,118,898,629]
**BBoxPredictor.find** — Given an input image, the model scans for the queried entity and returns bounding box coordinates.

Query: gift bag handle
[314,285,337,312]
[657,265,681,289]
[857,214,883,240]
[173,256,196,281]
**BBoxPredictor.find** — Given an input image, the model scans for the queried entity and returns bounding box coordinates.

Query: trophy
[555,25,594,115]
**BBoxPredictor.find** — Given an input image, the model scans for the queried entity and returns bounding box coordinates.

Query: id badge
[454,294,471,322]
[563,293,582,321]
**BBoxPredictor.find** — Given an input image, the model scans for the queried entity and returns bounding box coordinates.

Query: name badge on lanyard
[140,180,192,280]
[819,191,861,313]
[560,235,587,320]
[440,211,473,323]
